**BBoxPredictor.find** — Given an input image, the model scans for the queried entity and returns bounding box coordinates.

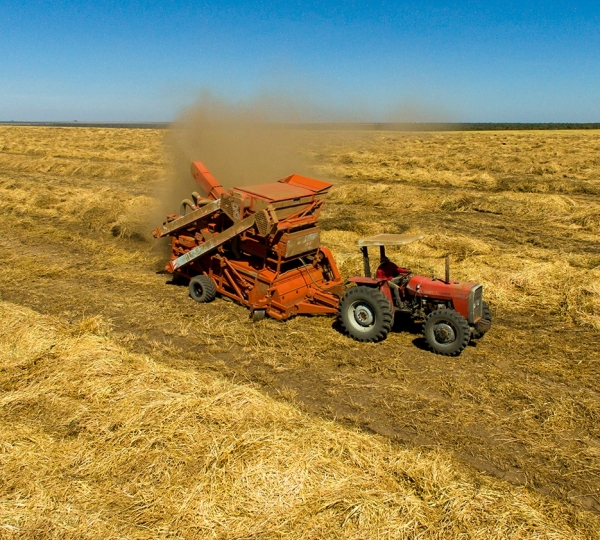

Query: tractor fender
[345,277,394,306]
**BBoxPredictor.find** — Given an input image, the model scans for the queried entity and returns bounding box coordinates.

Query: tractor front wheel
[339,286,394,343]
[189,275,217,303]
[423,308,470,356]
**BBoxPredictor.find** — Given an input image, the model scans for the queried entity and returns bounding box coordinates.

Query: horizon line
[1,121,600,131]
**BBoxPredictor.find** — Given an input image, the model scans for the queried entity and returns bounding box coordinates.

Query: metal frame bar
[362,246,371,278]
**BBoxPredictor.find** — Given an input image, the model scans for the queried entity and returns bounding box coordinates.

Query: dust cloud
[154,90,453,221]
[159,92,318,216]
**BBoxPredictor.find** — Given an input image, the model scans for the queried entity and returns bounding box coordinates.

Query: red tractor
[338,234,492,356]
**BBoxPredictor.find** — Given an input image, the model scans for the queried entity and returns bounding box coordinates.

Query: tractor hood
[406,275,478,299]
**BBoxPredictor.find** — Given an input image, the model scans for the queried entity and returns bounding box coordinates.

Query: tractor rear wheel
[423,308,470,356]
[189,275,217,303]
[471,301,492,339]
[339,286,394,343]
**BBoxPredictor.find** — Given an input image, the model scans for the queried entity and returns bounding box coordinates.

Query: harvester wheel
[423,308,470,356]
[251,309,266,322]
[189,275,217,303]
[471,301,492,339]
[339,286,393,343]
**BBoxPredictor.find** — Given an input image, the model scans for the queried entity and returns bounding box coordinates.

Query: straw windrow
[1,301,597,538]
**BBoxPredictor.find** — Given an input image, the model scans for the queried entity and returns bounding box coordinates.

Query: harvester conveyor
[154,198,222,238]
[167,213,256,272]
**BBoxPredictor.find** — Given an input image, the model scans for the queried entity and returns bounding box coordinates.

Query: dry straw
[1,301,596,539]
[1,125,599,537]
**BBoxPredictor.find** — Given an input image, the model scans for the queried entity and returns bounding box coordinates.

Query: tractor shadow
[393,313,432,351]
[411,336,430,351]
[392,312,422,335]
[395,314,479,350]
[331,314,480,351]
[331,317,346,334]
[331,312,429,349]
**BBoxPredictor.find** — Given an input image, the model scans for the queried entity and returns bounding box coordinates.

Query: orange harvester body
[153,162,343,320]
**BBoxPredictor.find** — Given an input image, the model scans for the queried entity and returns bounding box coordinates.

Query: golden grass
[311,130,600,191]
[1,300,597,539]
[3,128,598,327]
[0,125,599,536]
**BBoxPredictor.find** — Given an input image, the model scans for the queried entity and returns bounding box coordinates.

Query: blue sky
[1,1,599,122]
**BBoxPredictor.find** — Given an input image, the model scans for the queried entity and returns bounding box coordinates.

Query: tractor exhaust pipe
[445,254,451,283]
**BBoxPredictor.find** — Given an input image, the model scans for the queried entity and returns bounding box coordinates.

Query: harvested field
[0,126,599,538]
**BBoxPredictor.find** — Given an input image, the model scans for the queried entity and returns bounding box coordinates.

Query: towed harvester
[153,162,343,321]
[155,162,492,355]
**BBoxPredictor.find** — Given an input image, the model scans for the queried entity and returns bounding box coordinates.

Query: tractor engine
[404,275,484,325]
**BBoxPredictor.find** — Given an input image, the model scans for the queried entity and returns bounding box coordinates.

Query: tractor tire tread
[422,307,470,356]
[338,286,394,343]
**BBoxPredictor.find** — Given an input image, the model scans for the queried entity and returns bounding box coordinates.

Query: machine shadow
[411,336,430,351]
[155,269,189,287]
[331,312,424,340]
